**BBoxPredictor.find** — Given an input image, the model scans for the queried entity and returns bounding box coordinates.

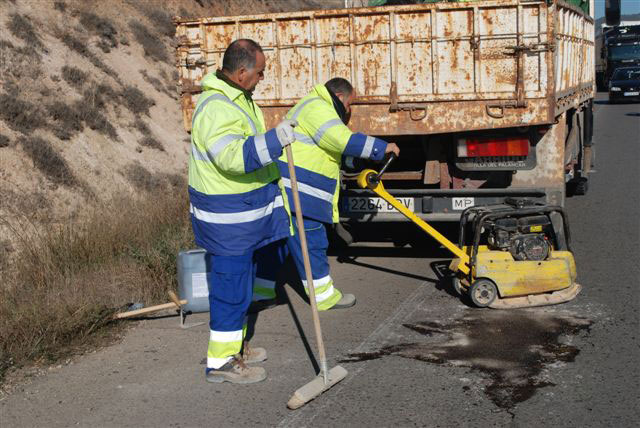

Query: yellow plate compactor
[356,154,581,309]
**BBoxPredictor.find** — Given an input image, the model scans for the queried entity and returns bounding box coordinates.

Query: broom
[284,144,348,410]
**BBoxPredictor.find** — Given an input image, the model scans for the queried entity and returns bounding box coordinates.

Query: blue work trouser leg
[253,240,289,301]
[287,216,342,311]
[205,252,254,369]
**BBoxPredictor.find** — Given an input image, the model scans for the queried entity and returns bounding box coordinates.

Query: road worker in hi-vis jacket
[251,78,400,312]
[188,39,298,384]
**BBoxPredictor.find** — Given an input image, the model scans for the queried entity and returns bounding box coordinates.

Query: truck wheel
[469,279,498,308]
[568,177,589,196]
[567,177,589,196]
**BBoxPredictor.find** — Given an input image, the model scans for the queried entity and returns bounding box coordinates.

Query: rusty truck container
[175,0,595,223]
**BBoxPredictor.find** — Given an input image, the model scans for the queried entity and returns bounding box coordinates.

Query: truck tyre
[568,177,589,196]
[573,178,589,195]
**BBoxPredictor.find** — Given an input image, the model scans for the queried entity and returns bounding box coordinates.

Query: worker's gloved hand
[384,142,400,157]
[275,119,298,147]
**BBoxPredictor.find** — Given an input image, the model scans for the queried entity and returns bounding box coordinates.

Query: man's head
[325,77,355,124]
[221,39,265,93]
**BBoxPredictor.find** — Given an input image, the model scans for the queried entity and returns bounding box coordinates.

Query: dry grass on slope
[0,187,193,385]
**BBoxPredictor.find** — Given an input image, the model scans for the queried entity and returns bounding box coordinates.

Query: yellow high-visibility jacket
[277,84,387,223]
[188,72,290,255]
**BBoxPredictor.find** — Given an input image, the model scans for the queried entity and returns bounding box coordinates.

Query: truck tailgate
[176,0,593,135]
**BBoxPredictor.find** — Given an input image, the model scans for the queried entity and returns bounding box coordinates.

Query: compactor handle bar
[367,152,397,187]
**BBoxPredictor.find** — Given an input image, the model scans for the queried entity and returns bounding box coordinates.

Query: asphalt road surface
[1,94,638,427]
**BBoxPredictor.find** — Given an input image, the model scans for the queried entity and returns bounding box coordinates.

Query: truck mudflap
[488,282,582,309]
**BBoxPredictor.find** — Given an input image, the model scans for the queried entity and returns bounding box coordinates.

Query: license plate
[624,91,639,96]
[452,197,475,210]
[347,197,414,213]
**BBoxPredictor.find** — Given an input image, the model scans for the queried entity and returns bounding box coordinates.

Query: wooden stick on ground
[113,300,187,320]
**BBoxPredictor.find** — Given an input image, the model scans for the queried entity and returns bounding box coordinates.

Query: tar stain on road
[341,310,592,410]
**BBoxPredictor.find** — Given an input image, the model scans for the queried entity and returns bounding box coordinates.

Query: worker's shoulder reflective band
[281,177,334,203]
[291,97,322,120]
[253,133,271,166]
[191,134,244,162]
[361,135,375,158]
[313,118,343,143]
[294,132,315,145]
[192,93,257,134]
[190,195,284,224]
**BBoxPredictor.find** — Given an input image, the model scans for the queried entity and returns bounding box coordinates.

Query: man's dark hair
[222,39,263,72]
[325,77,353,96]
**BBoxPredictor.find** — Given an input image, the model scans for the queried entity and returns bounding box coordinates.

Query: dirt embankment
[0,0,333,264]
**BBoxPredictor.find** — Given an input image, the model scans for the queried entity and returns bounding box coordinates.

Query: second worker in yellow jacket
[251,78,400,310]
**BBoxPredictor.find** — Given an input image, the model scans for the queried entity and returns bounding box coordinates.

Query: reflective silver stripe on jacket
[294,132,315,145]
[190,195,284,224]
[191,133,244,162]
[290,97,322,120]
[254,133,271,166]
[361,135,375,158]
[281,178,334,203]
[192,93,258,134]
[313,118,343,143]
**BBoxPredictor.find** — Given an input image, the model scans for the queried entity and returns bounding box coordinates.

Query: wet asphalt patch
[340,310,592,410]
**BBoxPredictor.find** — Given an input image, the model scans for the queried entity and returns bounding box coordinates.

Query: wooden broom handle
[285,144,328,378]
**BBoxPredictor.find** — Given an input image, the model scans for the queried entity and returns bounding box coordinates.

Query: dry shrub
[61,65,88,89]
[78,11,118,50]
[52,126,73,141]
[54,1,66,12]
[59,33,118,80]
[133,118,150,135]
[7,13,45,51]
[162,173,186,189]
[0,134,10,148]
[0,40,42,80]
[121,85,155,116]
[140,69,175,98]
[84,84,119,109]
[0,93,46,135]
[0,189,193,382]
[142,8,174,38]
[19,136,77,187]
[139,136,164,151]
[139,69,163,89]
[128,21,168,62]
[124,162,163,191]
[73,98,118,140]
[46,101,84,135]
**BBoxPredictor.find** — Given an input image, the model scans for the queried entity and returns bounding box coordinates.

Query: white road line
[277,282,432,428]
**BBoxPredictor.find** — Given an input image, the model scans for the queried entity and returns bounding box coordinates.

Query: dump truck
[175,0,595,236]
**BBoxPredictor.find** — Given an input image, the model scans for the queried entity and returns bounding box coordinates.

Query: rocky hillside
[0,0,336,261]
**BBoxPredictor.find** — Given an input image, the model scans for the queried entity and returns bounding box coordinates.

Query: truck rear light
[457,137,530,158]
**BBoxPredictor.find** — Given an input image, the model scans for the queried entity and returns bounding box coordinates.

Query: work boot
[205,355,266,384]
[242,341,267,364]
[329,293,356,310]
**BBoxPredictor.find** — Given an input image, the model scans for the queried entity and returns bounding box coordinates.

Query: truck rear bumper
[340,188,549,222]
